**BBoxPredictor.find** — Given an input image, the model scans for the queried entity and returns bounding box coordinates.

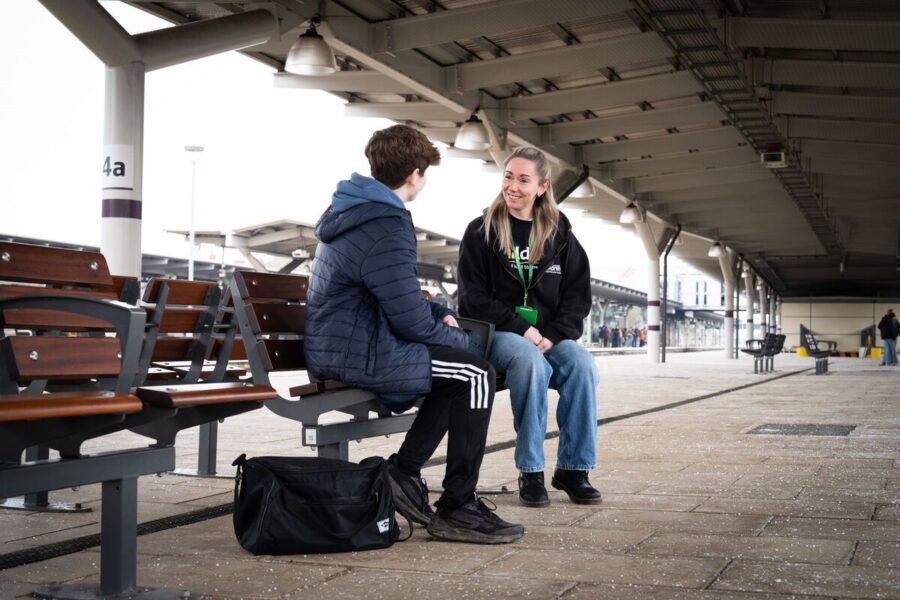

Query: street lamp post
[184,145,204,280]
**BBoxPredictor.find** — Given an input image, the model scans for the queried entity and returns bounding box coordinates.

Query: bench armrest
[0,295,146,395]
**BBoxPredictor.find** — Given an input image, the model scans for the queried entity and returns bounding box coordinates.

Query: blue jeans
[882,339,898,365]
[488,332,599,473]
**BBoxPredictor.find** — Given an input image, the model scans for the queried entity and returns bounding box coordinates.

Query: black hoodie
[457,213,591,344]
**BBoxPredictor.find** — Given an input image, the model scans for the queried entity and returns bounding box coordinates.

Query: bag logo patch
[377,518,390,534]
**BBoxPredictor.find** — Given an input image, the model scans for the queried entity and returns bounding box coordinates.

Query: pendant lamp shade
[618,202,642,224]
[707,241,725,257]
[285,26,337,76]
[570,179,594,198]
[454,114,491,151]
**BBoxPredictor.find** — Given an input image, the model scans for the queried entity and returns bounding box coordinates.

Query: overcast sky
[1,1,706,289]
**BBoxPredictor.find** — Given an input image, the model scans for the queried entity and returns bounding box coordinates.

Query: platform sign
[102,144,134,190]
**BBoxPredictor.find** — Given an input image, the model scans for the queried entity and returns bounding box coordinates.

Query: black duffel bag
[232,454,407,555]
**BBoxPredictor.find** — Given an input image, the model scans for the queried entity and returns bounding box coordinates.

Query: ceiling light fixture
[569,179,595,198]
[454,110,491,151]
[618,201,642,224]
[285,16,337,76]
[707,241,725,257]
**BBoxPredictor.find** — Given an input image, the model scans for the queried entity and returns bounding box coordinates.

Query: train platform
[1,350,898,599]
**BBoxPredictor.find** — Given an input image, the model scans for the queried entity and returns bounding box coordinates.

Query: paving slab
[632,532,854,564]
[713,559,900,599]
[761,517,900,542]
[852,540,900,569]
[563,583,834,600]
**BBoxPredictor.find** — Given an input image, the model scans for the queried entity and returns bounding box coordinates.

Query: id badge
[515,305,538,326]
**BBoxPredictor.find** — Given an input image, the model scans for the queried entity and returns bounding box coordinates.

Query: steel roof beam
[633,163,772,193]
[802,139,900,164]
[758,58,900,90]
[542,101,725,145]
[345,102,466,121]
[504,71,701,122]
[372,0,630,53]
[773,91,900,120]
[451,32,670,91]
[600,146,756,180]
[727,17,900,51]
[584,126,743,162]
[273,71,414,94]
[646,179,785,203]
[785,117,900,146]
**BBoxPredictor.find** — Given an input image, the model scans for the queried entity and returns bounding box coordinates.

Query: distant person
[612,327,621,348]
[877,308,899,366]
[624,329,634,348]
[304,125,523,544]
[457,146,601,508]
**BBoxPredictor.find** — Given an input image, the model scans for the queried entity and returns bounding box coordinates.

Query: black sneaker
[386,456,434,526]
[551,469,602,505]
[518,471,550,507]
[427,496,525,544]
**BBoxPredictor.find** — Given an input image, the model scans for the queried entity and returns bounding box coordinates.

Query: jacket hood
[316,173,409,243]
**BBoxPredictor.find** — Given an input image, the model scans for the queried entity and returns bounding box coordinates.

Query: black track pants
[394,345,496,509]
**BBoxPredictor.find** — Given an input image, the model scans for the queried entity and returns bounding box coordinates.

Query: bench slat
[142,279,218,305]
[234,271,308,302]
[135,382,277,408]
[246,302,305,335]
[1,337,122,381]
[0,242,113,287]
[258,339,305,371]
[1,307,115,331]
[0,391,142,422]
[0,285,117,302]
[146,307,212,334]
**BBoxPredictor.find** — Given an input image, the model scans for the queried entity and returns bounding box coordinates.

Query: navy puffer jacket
[304,173,469,412]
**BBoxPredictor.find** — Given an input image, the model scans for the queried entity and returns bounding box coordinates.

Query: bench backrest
[136,278,221,385]
[229,271,307,385]
[0,242,144,395]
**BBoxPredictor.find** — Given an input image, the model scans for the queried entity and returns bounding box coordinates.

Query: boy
[304,125,523,544]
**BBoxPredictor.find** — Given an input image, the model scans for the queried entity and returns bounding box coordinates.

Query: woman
[457,146,601,507]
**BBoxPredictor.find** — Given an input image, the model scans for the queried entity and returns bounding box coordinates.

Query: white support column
[39,1,281,277]
[101,62,145,277]
[717,251,735,359]
[758,282,768,335]
[634,220,660,363]
[769,293,777,335]
[742,270,756,342]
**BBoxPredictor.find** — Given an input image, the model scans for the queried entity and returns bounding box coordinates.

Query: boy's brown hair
[365,125,441,189]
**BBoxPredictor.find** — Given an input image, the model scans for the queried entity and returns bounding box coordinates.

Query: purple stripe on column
[102,199,142,219]
[648,300,660,307]
[725,310,734,317]
[647,325,660,331]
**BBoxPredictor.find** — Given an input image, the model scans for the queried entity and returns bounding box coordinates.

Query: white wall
[782,301,897,351]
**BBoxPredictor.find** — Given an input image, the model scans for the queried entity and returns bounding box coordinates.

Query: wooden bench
[0,241,176,597]
[0,241,278,597]
[229,270,494,460]
[741,333,786,374]
[800,325,834,374]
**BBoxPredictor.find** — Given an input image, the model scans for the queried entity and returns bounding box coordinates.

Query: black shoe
[518,471,550,507]
[427,496,525,544]
[551,469,602,505]
[386,456,434,526]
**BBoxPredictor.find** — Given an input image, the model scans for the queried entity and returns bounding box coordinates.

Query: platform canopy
[103,1,900,295]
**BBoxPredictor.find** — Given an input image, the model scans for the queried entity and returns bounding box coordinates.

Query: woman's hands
[443,315,459,328]
[524,326,554,353]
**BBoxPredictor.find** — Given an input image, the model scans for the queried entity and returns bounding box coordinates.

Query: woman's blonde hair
[483,146,560,263]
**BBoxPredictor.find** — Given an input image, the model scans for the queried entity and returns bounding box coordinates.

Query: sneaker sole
[426,522,524,545]
[388,475,432,526]
[551,479,603,505]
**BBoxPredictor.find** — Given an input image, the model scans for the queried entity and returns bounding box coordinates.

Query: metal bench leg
[317,441,349,461]
[101,477,138,595]
[171,421,231,479]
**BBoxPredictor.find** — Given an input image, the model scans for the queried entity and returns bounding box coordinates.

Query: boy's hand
[537,337,554,353]
[442,315,459,328]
